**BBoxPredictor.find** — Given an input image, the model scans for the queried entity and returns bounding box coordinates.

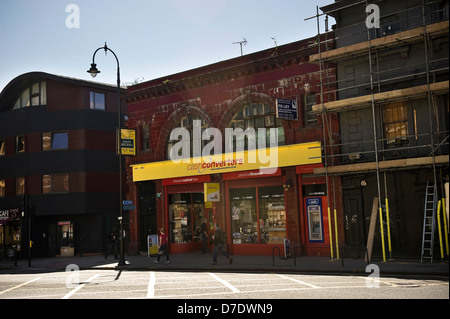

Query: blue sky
[0,0,334,92]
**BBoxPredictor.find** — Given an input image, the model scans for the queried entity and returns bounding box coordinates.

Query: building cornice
[126,33,334,103]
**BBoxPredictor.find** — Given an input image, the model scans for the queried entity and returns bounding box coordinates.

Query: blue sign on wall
[276,98,298,120]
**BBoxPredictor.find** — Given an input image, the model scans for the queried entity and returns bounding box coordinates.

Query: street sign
[118,129,136,156]
[123,200,133,205]
[147,234,159,257]
[276,98,298,120]
[0,208,20,224]
[204,183,220,202]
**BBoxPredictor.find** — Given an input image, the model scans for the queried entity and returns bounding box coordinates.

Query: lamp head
[87,63,100,78]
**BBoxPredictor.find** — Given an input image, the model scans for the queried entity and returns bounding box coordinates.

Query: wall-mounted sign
[131,141,322,182]
[276,98,298,120]
[118,129,136,156]
[147,234,159,256]
[204,183,220,202]
[0,208,20,224]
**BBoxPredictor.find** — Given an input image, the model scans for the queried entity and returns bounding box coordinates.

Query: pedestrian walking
[105,227,118,260]
[201,218,208,254]
[155,228,170,264]
[212,223,232,265]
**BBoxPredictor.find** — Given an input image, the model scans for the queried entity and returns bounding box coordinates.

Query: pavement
[1,251,449,277]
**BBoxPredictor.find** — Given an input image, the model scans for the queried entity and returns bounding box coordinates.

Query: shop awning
[131,141,322,182]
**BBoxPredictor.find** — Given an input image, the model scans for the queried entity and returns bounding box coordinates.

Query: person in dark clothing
[200,218,208,254]
[105,227,118,259]
[212,223,232,265]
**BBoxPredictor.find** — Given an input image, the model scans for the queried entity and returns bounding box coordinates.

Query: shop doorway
[48,223,56,257]
[57,221,74,257]
[139,181,157,252]
[343,189,366,246]
[168,193,205,245]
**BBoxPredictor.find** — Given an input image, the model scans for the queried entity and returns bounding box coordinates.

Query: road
[0,269,447,301]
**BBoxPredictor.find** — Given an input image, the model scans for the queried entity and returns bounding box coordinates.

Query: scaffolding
[306,0,449,261]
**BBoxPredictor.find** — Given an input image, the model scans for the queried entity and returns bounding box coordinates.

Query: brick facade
[125,35,342,256]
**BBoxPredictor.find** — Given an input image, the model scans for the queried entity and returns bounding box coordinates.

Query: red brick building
[125,34,341,256]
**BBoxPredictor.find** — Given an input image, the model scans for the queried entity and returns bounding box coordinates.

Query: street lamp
[88,43,126,267]
[87,63,100,78]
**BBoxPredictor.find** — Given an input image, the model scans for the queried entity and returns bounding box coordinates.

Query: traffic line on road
[61,273,100,299]
[0,277,42,296]
[208,273,240,293]
[276,274,320,289]
[147,271,156,298]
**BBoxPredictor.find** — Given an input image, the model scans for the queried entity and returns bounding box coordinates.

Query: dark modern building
[310,0,449,259]
[0,72,127,259]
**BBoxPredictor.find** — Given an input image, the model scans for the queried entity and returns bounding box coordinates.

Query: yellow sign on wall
[204,183,220,202]
[119,129,136,156]
[131,141,321,182]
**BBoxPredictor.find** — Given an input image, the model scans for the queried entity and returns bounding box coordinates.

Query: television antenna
[271,37,278,56]
[233,38,247,56]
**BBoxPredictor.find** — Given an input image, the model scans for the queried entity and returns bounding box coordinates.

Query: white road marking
[277,274,320,288]
[208,272,240,293]
[147,271,156,298]
[0,277,42,295]
[61,273,100,299]
[1,270,446,299]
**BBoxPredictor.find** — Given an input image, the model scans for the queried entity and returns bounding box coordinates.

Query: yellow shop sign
[131,141,321,182]
[204,183,220,202]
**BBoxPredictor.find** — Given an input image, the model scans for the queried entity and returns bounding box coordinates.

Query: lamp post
[87,43,126,266]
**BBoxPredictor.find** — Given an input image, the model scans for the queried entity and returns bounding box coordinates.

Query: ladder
[421,182,437,263]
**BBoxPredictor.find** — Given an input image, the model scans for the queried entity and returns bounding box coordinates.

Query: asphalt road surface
[0,269,447,300]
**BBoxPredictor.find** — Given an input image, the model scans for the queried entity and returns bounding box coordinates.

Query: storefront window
[259,186,286,244]
[192,193,204,243]
[0,224,21,254]
[230,186,286,245]
[169,193,204,244]
[231,188,257,244]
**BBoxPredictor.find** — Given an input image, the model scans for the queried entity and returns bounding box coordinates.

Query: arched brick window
[166,115,210,160]
[228,102,285,151]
